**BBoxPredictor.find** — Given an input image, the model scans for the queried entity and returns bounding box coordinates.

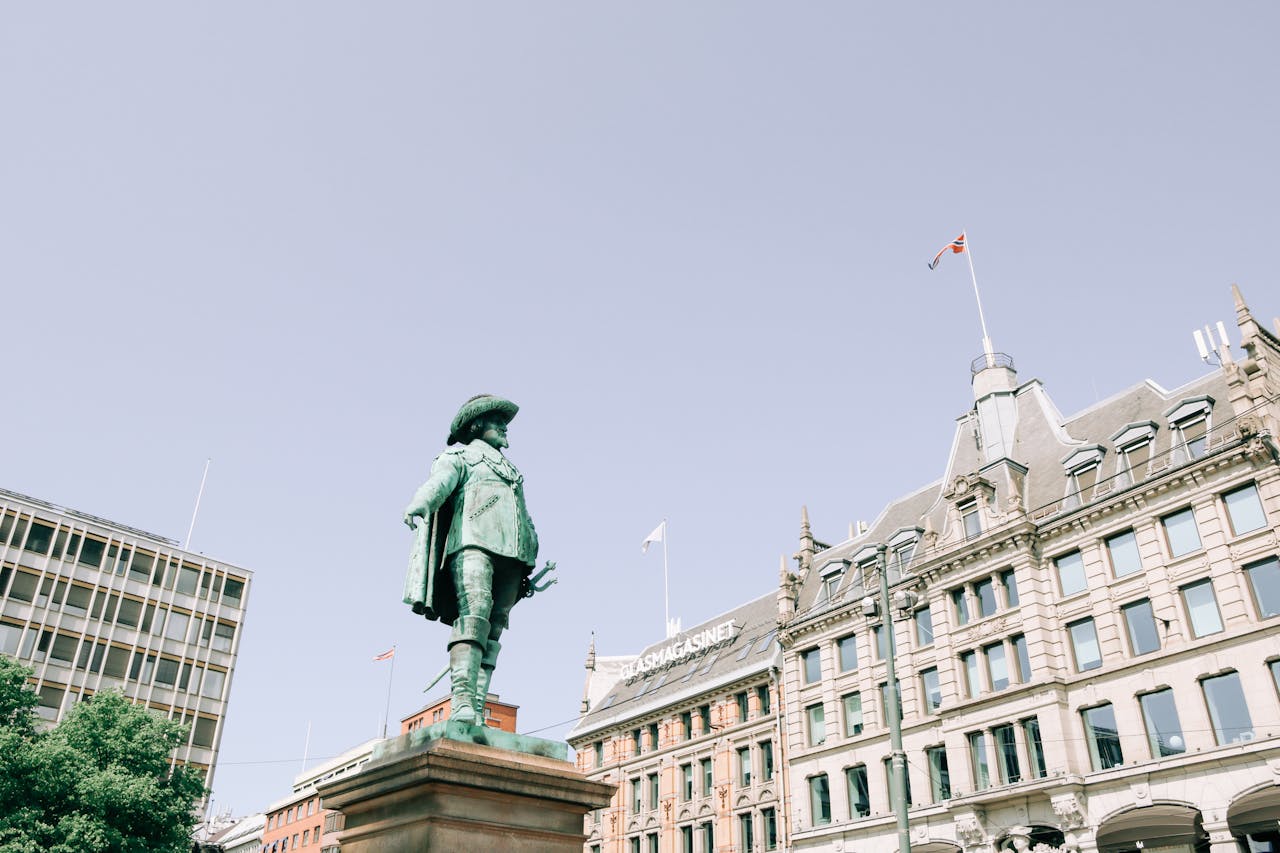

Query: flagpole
[964,230,995,362]
[662,518,670,637]
[381,645,396,739]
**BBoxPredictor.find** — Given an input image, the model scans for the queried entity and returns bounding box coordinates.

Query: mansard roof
[569,590,779,741]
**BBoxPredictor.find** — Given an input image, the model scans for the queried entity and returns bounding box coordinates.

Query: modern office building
[570,593,786,853]
[0,487,252,790]
[776,286,1280,852]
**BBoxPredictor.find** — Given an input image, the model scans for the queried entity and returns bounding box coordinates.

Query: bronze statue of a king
[402,394,554,726]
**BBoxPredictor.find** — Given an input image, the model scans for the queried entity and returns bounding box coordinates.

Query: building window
[1181,579,1224,637]
[809,774,831,825]
[1139,688,1186,758]
[951,587,970,625]
[735,691,749,722]
[959,499,982,540]
[1065,462,1100,508]
[1011,634,1031,682]
[806,702,826,747]
[1054,551,1087,596]
[631,729,642,755]
[1172,412,1209,461]
[920,667,942,713]
[926,746,951,802]
[680,763,693,801]
[762,807,777,850]
[1122,598,1161,655]
[961,650,981,697]
[1022,717,1047,778]
[1244,557,1280,619]
[1270,660,1280,698]
[837,634,858,671]
[801,647,821,683]
[737,813,754,853]
[967,731,990,789]
[630,778,641,813]
[1068,618,1102,671]
[879,680,902,724]
[700,822,713,851]
[756,684,771,715]
[680,711,692,741]
[1000,569,1019,607]
[737,746,751,786]
[701,757,712,796]
[1118,438,1152,486]
[993,724,1020,783]
[842,692,863,737]
[975,578,997,618]
[913,607,934,646]
[647,722,659,751]
[882,756,911,806]
[871,624,889,661]
[1223,483,1267,535]
[1105,529,1143,577]
[1201,671,1254,744]
[760,739,774,781]
[647,772,659,810]
[679,826,692,853]
[845,765,870,818]
[698,704,711,734]
[1162,507,1202,558]
[892,540,916,576]
[984,642,1009,691]
[1082,704,1123,770]
[629,837,640,853]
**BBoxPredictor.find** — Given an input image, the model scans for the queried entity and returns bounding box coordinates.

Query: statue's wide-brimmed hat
[447,394,519,445]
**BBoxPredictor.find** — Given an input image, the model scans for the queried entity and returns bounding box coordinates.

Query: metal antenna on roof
[1192,320,1232,366]
[184,458,211,550]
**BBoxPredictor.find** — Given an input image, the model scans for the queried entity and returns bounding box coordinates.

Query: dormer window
[887,528,922,578]
[1166,396,1214,463]
[1061,445,1105,509]
[818,559,849,603]
[959,499,981,540]
[1111,422,1158,488]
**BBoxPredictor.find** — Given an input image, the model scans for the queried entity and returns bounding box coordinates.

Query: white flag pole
[381,645,396,739]
[662,519,671,637]
[963,230,995,362]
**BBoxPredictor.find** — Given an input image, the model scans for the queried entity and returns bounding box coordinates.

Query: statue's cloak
[403,504,459,625]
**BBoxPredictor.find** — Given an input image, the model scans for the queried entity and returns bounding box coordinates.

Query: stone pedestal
[317,723,615,853]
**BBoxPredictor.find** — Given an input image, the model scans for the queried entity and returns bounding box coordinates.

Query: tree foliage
[0,656,205,853]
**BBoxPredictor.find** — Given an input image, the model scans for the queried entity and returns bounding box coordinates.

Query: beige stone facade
[777,287,1280,852]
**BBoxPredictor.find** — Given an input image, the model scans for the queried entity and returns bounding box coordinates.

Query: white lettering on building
[620,619,738,681]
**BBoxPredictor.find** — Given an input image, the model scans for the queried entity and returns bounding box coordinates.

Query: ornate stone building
[776,287,1280,852]
[570,593,787,853]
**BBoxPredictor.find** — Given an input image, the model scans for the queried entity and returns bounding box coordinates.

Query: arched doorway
[1228,786,1280,851]
[994,825,1066,850]
[1095,803,1208,852]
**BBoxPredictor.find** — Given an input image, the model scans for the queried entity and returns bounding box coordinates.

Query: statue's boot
[448,615,491,726]
[473,639,501,723]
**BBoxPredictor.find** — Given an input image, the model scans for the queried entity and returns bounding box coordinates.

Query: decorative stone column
[318,723,615,853]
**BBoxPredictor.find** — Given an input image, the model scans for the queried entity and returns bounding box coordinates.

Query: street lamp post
[877,544,911,853]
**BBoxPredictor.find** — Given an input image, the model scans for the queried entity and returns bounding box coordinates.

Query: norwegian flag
[928,232,966,270]
[373,648,395,662]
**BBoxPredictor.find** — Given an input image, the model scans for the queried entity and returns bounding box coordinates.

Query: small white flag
[641,520,666,554]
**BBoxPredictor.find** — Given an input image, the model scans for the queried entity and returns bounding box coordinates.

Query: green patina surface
[400,394,557,736]
[374,719,569,762]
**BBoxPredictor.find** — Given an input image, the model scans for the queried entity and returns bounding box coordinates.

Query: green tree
[0,656,205,853]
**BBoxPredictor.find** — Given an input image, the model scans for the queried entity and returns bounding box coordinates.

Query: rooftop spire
[795,505,815,576]
[579,633,597,714]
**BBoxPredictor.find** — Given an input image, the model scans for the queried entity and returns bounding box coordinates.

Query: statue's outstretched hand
[403,502,427,529]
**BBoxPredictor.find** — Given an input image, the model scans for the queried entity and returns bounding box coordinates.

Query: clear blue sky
[2,3,1277,817]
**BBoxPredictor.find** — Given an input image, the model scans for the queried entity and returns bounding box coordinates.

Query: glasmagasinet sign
[621,619,738,681]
